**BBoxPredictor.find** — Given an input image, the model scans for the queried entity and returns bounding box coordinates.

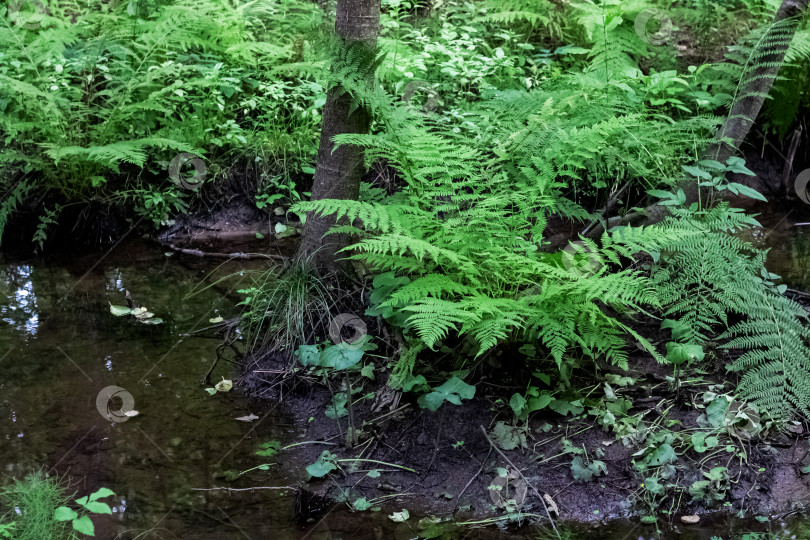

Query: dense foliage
[4,0,810,438]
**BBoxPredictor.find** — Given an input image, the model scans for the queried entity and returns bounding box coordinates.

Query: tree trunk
[295,0,381,273]
[642,0,809,224]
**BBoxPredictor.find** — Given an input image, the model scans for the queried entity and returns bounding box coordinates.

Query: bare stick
[191,486,294,492]
[156,240,288,261]
[457,446,492,500]
[782,126,803,195]
[479,425,559,537]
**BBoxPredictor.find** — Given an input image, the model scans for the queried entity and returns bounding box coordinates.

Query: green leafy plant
[53,488,115,537]
[688,466,730,504]
[0,473,71,540]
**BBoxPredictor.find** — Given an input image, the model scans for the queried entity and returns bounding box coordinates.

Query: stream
[1,212,809,539]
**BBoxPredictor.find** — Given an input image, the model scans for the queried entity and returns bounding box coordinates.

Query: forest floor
[239,346,810,529]
[148,160,810,531]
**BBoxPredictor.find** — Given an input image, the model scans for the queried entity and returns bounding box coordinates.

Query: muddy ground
[238,345,810,532]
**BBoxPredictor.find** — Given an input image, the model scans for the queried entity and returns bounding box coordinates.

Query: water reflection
[0,264,39,336]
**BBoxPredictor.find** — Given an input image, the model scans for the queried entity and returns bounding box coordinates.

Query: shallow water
[0,239,305,538]
[0,230,808,539]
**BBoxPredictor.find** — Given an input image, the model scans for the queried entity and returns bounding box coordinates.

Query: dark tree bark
[296,0,381,272]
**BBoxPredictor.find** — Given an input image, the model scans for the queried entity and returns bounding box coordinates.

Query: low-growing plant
[0,473,114,539]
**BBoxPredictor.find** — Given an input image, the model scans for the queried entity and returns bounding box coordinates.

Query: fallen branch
[191,486,294,492]
[156,239,288,261]
[479,425,559,537]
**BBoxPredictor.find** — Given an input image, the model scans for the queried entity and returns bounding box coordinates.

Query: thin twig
[479,425,559,538]
[457,446,492,500]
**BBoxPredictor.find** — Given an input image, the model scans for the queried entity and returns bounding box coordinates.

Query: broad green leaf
[306,451,338,478]
[644,477,664,495]
[81,502,112,515]
[726,183,767,202]
[549,398,584,417]
[256,441,281,457]
[325,393,348,419]
[109,304,132,316]
[527,393,553,412]
[509,393,527,418]
[54,507,78,522]
[683,165,711,180]
[319,344,364,370]
[647,443,677,467]
[88,488,115,502]
[352,497,372,511]
[417,376,476,411]
[296,345,320,367]
[360,364,375,379]
[72,515,95,536]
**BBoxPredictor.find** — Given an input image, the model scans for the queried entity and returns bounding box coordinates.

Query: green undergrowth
[0,472,115,539]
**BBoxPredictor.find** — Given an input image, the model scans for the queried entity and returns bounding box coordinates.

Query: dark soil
[240,344,810,532]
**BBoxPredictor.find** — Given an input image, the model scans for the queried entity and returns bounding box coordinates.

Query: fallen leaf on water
[215,378,233,392]
[389,509,409,522]
[109,304,132,317]
[235,414,259,422]
[209,316,224,324]
[204,388,217,396]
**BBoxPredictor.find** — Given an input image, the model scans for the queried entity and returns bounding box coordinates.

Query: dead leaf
[488,469,527,510]
[681,515,700,524]
[543,493,559,515]
[235,413,259,422]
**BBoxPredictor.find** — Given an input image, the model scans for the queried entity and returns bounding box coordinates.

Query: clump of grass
[240,260,332,355]
[0,472,71,540]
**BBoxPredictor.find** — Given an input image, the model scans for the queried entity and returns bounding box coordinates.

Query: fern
[723,268,810,422]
